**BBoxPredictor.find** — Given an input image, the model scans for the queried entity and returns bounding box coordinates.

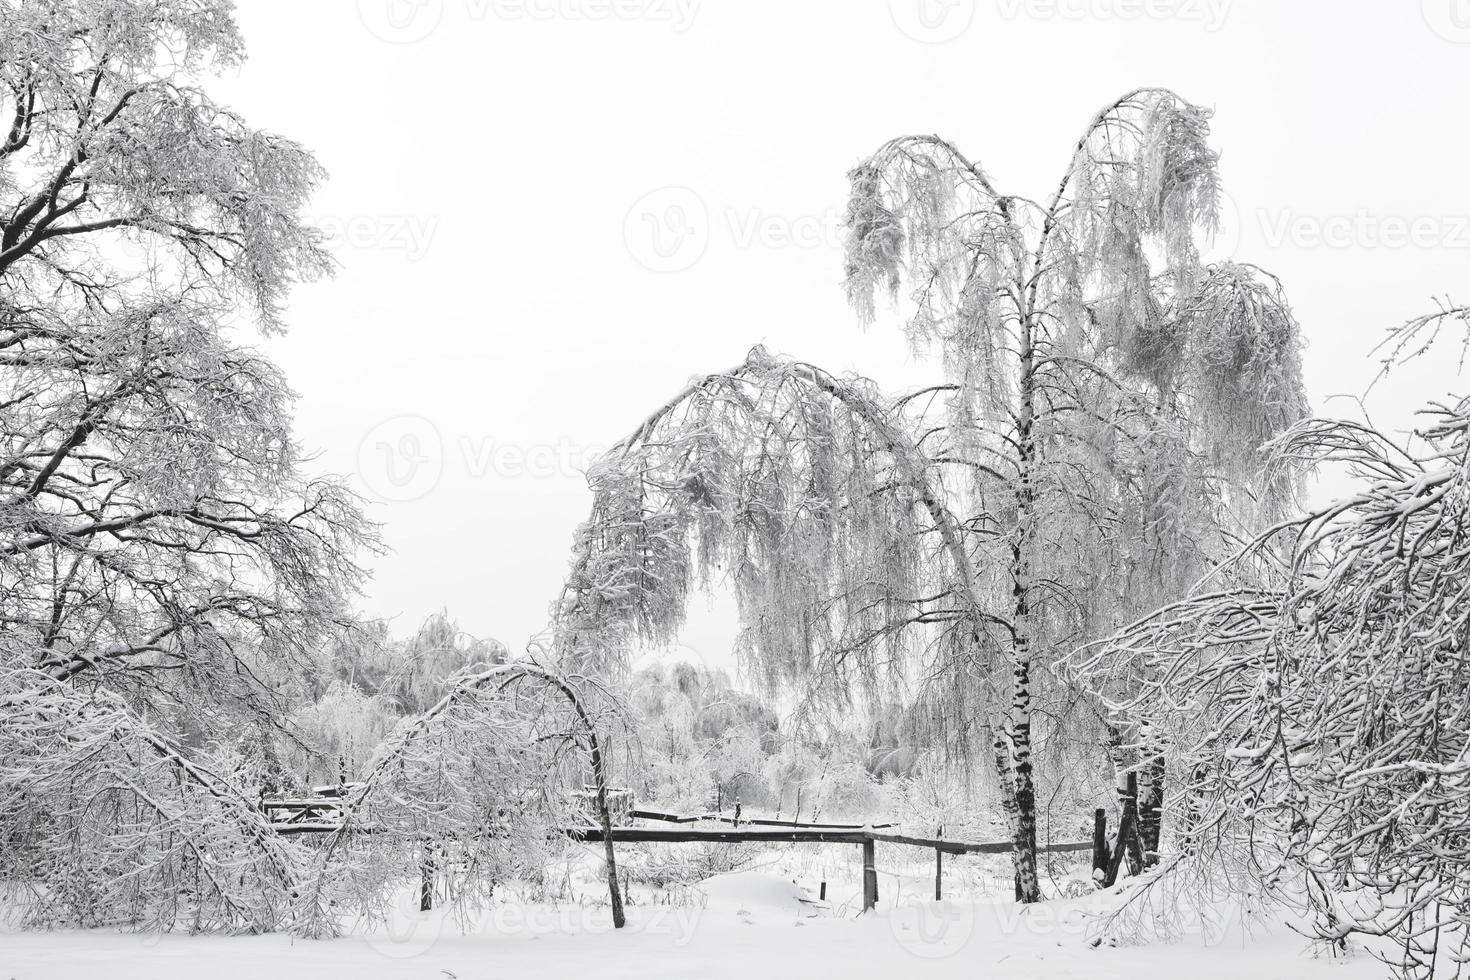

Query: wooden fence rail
[263,798,1093,913]
[628,808,898,831]
[564,825,1092,912]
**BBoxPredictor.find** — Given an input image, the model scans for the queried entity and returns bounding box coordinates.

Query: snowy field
[1,854,1388,980]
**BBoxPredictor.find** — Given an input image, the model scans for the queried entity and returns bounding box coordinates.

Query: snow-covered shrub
[1066,305,1470,979]
[0,667,305,932]
[294,660,629,936]
[284,681,402,786]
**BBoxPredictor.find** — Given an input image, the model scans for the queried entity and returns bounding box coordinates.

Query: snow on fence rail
[259,794,1095,911]
[629,807,899,830]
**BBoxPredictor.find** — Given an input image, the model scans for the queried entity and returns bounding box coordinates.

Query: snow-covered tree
[285,680,401,786]
[626,662,778,811]
[0,0,369,716]
[0,669,303,931]
[0,0,371,929]
[552,89,1307,901]
[297,659,631,936]
[1068,305,1470,978]
[384,611,511,715]
[281,614,512,784]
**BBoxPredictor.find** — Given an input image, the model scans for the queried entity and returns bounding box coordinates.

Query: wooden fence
[261,796,1103,913]
[567,823,1093,910]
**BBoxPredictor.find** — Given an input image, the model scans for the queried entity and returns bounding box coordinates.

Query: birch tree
[553,89,1307,901]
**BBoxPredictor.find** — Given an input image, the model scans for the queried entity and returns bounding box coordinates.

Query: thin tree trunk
[539,670,625,929]
[1139,753,1164,866]
[1007,303,1042,905]
[584,724,625,929]
[594,780,625,928]
[1180,762,1206,856]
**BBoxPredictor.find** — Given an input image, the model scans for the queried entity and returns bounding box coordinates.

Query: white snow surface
[0,872,1387,980]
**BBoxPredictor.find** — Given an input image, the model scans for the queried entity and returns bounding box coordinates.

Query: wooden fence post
[861,837,878,912]
[1104,773,1147,887]
[932,822,944,900]
[1091,808,1108,888]
[1104,801,1132,887]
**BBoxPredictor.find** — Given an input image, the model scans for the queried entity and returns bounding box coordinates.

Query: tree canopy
[552,88,1309,900]
[1068,305,1470,979]
[0,0,373,932]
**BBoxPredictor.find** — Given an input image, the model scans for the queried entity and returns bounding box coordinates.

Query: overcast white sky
[211,0,1470,660]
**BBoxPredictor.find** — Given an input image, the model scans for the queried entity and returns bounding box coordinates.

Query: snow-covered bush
[295,660,630,936]
[0,666,306,932]
[1068,306,1470,979]
[625,662,778,813]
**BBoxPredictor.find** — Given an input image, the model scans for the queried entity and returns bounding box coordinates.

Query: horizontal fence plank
[260,801,343,811]
[271,821,350,834]
[262,800,1090,855]
[564,825,1091,854]
[868,830,1094,855]
[628,808,896,831]
[566,826,872,845]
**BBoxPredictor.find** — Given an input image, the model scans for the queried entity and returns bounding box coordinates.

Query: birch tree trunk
[1007,305,1043,904]
[1139,752,1165,866]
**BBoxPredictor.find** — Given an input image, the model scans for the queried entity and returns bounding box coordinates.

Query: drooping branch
[553,347,1000,710]
[296,660,628,937]
[1064,312,1470,973]
[0,665,305,932]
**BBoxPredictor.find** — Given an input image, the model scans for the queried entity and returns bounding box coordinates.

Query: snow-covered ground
[1,865,1387,980]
